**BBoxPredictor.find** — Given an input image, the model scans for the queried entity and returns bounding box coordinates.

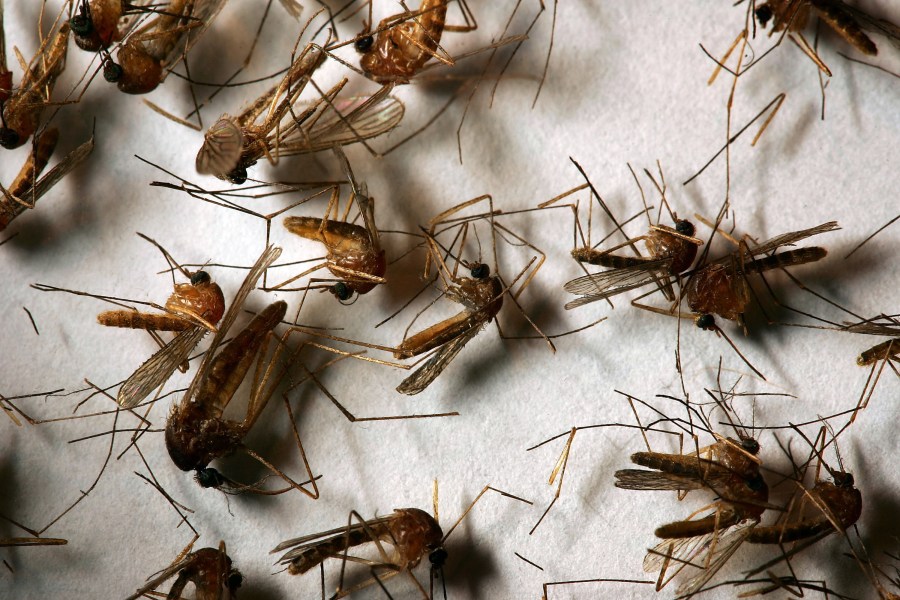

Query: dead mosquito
[279,147,385,300]
[100,0,225,94]
[68,0,156,52]
[195,34,404,183]
[352,0,477,85]
[0,2,69,149]
[32,233,224,409]
[272,483,531,599]
[124,540,242,600]
[0,126,94,231]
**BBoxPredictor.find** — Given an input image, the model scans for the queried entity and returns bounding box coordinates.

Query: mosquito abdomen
[97,310,194,331]
[745,246,827,273]
[811,0,878,55]
[287,528,375,575]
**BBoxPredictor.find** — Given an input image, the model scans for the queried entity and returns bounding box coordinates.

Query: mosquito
[0,127,94,231]
[0,3,69,150]
[32,234,224,409]
[272,484,531,599]
[352,0,477,85]
[562,162,704,310]
[68,0,155,52]
[124,540,242,600]
[165,245,319,496]
[279,147,385,300]
[100,0,225,94]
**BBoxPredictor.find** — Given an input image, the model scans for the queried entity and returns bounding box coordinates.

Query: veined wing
[282,91,405,154]
[707,221,840,267]
[12,133,95,215]
[181,245,282,404]
[273,515,395,563]
[396,326,479,395]
[564,257,674,309]
[117,326,207,409]
[157,0,226,72]
[614,469,706,492]
[642,517,757,595]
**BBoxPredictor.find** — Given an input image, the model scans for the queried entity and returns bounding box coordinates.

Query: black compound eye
[470,263,490,279]
[332,282,353,302]
[695,313,716,330]
[755,5,773,27]
[190,271,211,285]
[70,14,93,36]
[354,36,374,53]
[675,220,695,236]
[0,127,20,149]
[834,472,854,488]
[227,167,247,185]
[196,467,224,488]
[227,570,243,590]
[429,547,448,568]
[103,60,123,82]
[741,437,760,455]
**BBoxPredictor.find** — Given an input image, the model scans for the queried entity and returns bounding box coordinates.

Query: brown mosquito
[272,484,531,599]
[353,0,477,84]
[68,0,156,52]
[279,147,385,300]
[100,0,225,94]
[0,3,69,150]
[124,540,242,600]
[32,234,224,409]
[562,162,704,310]
[0,127,94,231]
[165,245,319,496]
[195,34,404,184]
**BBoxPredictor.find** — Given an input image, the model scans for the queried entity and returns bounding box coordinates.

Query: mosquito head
[103,59,123,83]
[675,219,695,237]
[226,568,243,592]
[69,13,93,37]
[739,436,760,456]
[0,127,19,149]
[227,167,248,185]
[190,271,211,286]
[470,263,490,279]
[755,4,773,27]
[330,282,355,303]
[196,467,226,489]
[355,35,375,54]
[429,546,448,570]
[696,313,716,331]
[830,469,855,489]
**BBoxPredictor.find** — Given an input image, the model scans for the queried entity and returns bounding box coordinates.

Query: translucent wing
[196,118,243,176]
[273,515,395,563]
[181,246,282,405]
[117,326,207,409]
[719,221,840,265]
[283,92,405,154]
[614,469,706,491]
[674,518,758,596]
[156,0,226,72]
[563,258,674,308]
[28,133,95,199]
[396,327,480,395]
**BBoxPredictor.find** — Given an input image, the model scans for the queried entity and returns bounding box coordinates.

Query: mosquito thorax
[190,271,211,286]
[470,263,490,279]
[695,313,716,330]
[675,219,695,237]
[0,128,19,149]
[103,60,124,83]
[355,36,375,53]
[331,282,353,302]
[196,467,225,489]
[429,547,448,569]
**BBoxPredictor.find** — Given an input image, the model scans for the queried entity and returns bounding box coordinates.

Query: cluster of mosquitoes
[1,1,899,599]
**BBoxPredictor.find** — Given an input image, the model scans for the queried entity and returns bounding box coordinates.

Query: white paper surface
[2,1,899,599]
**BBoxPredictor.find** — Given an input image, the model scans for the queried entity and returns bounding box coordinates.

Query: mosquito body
[125,541,242,600]
[69,0,152,52]
[755,0,878,56]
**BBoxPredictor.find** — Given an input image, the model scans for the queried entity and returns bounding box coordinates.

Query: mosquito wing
[16,133,95,208]
[117,326,207,408]
[284,91,405,154]
[726,221,840,263]
[182,245,282,404]
[614,469,706,491]
[156,0,226,72]
[273,515,394,563]
[195,118,243,177]
[396,327,479,395]
[563,258,674,309]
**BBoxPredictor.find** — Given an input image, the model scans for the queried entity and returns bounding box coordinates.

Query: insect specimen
[563,163,704,309]
[165,245,317,496]
[273,485,531,598]
[124,541,242,600]
[101,0,225,94]
[195,36,405,183]
[354,0,476,84]
[754,0,878,59]
[0,513,66,548]
[280,147,385,300]
[682,220,838,332]
[0,127,94,231]
[0,5,69,150]
[69,0,154,52]
[32,234,224,409]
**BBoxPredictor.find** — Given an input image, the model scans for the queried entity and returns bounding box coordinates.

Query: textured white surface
[1,1,899,599]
